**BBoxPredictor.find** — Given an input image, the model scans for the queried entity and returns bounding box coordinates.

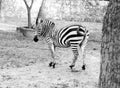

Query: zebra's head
[33,24,43,42]
[33,18,55,42]
[33,18,43,42]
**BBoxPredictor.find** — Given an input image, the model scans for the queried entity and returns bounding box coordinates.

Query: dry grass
[0,21,102,88]
[0,31,47,68]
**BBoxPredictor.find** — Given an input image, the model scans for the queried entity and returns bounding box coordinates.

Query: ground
[0,20,102,88]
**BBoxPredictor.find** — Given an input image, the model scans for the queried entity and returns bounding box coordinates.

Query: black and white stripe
[33,18,89,71]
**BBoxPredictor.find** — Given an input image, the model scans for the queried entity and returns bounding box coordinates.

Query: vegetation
[0,0,108,23]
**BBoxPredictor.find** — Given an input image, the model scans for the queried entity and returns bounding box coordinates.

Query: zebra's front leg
[48,43,56,68]
[69,48,79,70]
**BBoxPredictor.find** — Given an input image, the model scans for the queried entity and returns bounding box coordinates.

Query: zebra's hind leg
[69,47,79,70]
[79,45,86,70]
[48,43,56,68]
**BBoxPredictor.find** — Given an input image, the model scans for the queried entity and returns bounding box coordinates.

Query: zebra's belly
[53,40,70,48]
[51,34,70,48]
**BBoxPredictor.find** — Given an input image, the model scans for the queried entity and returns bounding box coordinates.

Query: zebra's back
[49,24,87,48]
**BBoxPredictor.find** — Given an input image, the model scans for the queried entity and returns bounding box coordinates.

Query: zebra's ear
[37,18,43,23]
[52,23,55,26]
[36,18,38,25]
[40,19,43,23]
[51,23,55,28]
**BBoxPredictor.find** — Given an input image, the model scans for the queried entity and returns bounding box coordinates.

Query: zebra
[33,18,89,71]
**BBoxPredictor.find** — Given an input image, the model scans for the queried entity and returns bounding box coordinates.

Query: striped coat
[33,18,89,71]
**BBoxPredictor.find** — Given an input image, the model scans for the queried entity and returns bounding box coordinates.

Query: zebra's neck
[41,25,52,37]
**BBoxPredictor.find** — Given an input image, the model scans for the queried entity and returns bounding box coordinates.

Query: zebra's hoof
[49,62,56,68]
[82,64,86,70]
[69,65,75,69]
[49,62,53,67]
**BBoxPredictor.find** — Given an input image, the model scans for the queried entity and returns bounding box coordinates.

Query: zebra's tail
[78,26,89,47]
[78,27,89,70]
[84,29,89,42]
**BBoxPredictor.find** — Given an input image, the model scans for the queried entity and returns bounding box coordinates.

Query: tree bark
[99,0,120,88]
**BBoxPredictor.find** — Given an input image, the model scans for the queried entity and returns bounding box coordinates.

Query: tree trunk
[37,0,45,18]
[0,0,2,19]
[99,1,120,88]
[36,0,46,24]
[0,0,2,13]
[0,0,4,21]
[28,8,31,28]
[23,0,34,28]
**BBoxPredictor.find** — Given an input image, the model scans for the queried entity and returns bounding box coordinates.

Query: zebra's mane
[40,19,55,37]
[41,24,50,37]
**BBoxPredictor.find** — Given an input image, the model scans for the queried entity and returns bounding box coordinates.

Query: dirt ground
[0,21,101,88]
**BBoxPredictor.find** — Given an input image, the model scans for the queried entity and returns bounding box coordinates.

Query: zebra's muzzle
[33,35,39,42]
